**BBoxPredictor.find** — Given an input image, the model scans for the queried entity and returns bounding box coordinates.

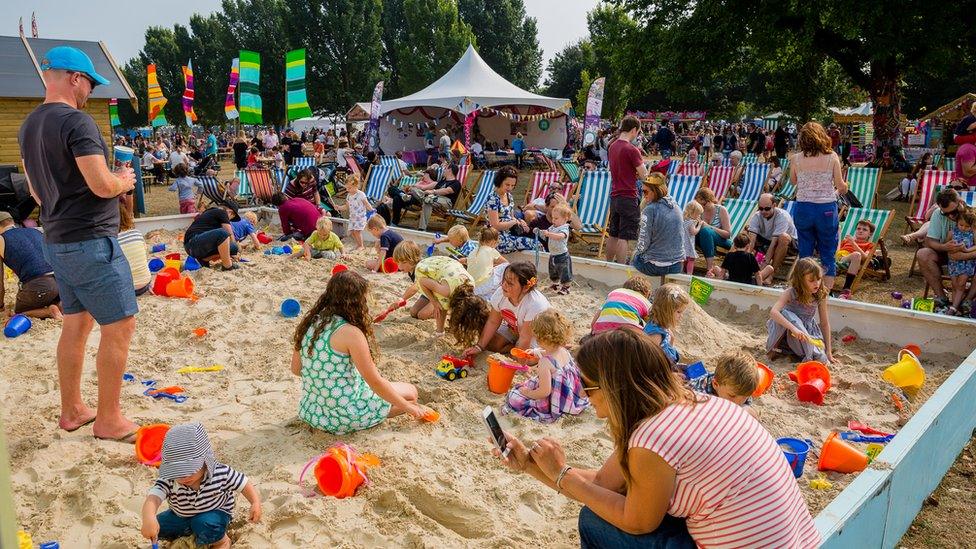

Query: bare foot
[59,404,97,432]
[49,304,63,320]
[92,416,140,441]
[899,234,913,246]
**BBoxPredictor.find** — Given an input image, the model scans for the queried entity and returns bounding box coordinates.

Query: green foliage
[575,69,593,112]
[544,39,596,105]
[388,0,476,96]
[585,4,638,119]
[457,0,542,91]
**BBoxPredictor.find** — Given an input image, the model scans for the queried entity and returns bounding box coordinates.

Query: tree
[619,0,976,158]
[586,4,638,119]
[457,0,542,90]
[222,0,290,125]
[544,39,596,105]
[389,0,476,96]
[576,69,594,112]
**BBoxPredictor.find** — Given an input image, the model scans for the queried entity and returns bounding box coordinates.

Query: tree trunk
[867,59,908,170]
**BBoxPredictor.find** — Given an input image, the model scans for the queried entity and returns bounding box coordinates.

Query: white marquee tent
[377,45,571,154]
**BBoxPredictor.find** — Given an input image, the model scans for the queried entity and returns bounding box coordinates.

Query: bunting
[381,101,573,132]
[147,63,168,126]
[285,49,312,121]
[238,50,262,124]
[181,60,197,127]
[224,57,240,120]
[109,98,120,127]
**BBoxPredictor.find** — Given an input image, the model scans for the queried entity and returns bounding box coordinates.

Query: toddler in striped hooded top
[141,423,261,548]
[589,275,654,335]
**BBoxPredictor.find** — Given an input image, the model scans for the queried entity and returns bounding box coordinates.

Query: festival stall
[919,93,976,152]
[377,45,571,160]
[830,102,876,162]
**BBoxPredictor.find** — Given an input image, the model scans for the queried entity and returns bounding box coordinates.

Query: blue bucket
[683,361,707,380]
[777,437,813,478]
[148,258,165,272]
[281,298,301,318]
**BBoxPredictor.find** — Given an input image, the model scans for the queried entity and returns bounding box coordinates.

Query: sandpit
[2,232,963,547]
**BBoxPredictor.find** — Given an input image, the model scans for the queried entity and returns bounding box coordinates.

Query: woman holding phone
[492,329,819,548]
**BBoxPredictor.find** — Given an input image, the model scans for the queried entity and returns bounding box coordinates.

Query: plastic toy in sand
[281,299,301,318]
[183,256,202,271]
[331,264,349,275]
[486,355,529,394]
[264,246,292,255]
[177,365,224,374]
[380,257,399,274]
[373,299,407,322]
[165,276,195,298]
[256,231,273,244]
[753,362,774,397]
[788,361,832,405]
[818,432,868,473]
[422,409,440,422]
[682,361,707,380]
[902,343,921,358]
[163,253,183,272]
[135,424,171,467]
[4,314,32,338]
[152,267,183,297]
[809,475,833,490]
[841,334,857,343]
[882,349,924,389]
[192,327,208,337]
[148,258,165,272]
[847,420,894,437]
[299,442,380,498]
[776,437,813,478]
[143,386,188,403]
[839,431,894,444]
[890,291,903,300]
[435,355,472,381]
[151,243,167,253]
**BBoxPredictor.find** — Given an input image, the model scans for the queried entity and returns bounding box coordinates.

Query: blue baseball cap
[39,46,110,87]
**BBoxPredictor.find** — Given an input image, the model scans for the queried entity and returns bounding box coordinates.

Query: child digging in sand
[767,257,837,364]
[643,283,690,365]
[364,215,403,271]
[230,211,262,251]
[302,216,344,260]
[590,275,653,334]
[433,224,478,261]
[392,241,478,336]
[141,423,261,549]
[503,309,589,422]
[291,270,428,433]
[687,351,760,417]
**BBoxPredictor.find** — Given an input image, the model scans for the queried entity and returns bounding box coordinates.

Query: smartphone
[483,406,510,458]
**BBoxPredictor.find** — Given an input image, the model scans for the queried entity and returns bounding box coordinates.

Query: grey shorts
[43,237,138,324]
[15,274,60,313]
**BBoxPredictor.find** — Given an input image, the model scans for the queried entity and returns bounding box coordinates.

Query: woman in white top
[789,122,849,288]
[462,261,550,359]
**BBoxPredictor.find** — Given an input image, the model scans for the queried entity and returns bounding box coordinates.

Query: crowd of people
[10,44,976,548]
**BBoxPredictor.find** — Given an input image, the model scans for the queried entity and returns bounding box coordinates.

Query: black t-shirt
[18,102,116,243]
[184,208,230,243]
[436,178,462,205]
[722,250,759,284]
[289,139,303,159]
[750,131,765,153]
[379,229,404,259]
[655,127,675,149]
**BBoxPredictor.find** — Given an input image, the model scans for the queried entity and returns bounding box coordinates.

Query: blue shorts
[632,255,683,276]
[185,229,239,260]
[43,237,138,324]
[157,509,231,545]
[794,201,839,276]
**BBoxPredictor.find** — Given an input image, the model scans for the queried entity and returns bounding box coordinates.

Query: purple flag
[582,77,605,147]
[366,81,384,153]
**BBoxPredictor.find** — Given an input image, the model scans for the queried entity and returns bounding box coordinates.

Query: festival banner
[582,77,605,147]
[366,81,384,152]
[109,98,120,127]
[147,63,168,126]
[285,49,312,121]
[181,60,198,127]
[238,50,262,124]
[225,57,240,120]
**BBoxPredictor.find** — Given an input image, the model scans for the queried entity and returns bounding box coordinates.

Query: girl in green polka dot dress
[290,270,427,434]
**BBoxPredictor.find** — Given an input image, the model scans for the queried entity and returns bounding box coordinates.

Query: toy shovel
[847,420,894,437]
[373,299,408,323]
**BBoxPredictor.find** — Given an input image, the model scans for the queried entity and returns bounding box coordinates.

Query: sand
[2,231,964,547]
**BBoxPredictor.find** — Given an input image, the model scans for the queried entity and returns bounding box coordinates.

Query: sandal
[557,285,571,295]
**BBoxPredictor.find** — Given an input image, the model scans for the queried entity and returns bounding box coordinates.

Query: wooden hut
[0,35,135,166]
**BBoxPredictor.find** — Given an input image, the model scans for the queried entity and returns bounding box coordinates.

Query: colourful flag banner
[182,60,198,127]
[147,63,168,126]
[238,50,262,124]
[225,57,239,120]
[285,49,312,121]
[365,81,383,152]
[109,98,120,127]
[583,77,605,147]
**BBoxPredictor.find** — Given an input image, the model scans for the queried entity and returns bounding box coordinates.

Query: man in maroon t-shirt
[606,116,648,263]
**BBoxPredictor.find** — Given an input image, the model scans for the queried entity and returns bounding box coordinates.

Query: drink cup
[113,146,134,171]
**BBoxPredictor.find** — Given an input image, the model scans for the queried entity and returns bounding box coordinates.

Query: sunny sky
[10,0,600,76]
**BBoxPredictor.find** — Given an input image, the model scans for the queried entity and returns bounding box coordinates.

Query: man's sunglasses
[758,206,773,211]
[67,70,96,87]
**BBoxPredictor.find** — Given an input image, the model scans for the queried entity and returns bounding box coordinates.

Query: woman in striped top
[493,330,819,548]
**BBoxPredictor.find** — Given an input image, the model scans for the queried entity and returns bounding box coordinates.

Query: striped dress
[591,289,651,333]
[117,229,152,289]
[629,396,820,548]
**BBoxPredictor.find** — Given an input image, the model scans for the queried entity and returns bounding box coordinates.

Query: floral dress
[486,191,538,254]
[503,353,589,423]
[299,317,390,434]
[347,190,370,231]
[948,227,976,277]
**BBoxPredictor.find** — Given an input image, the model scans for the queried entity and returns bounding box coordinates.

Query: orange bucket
[135,424,171,467]
[818,432,868,473]
[165,277,195,298]
[152,270,177,296]
[487,356,520,394]
[382,258,399,273]
[902,343,921,358]
[312,446,380,498]
[752,362,774,397]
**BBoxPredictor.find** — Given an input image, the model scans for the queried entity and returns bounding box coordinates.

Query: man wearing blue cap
[18,46,140,442]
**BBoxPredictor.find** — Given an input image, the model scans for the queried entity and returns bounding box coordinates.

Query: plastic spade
[847,420,894,437]
[373,299,408,323]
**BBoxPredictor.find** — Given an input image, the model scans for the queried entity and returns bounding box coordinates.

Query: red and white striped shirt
[629,395,820,548]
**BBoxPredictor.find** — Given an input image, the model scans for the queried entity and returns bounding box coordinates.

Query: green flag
[238,50,262,124]
[285,49,312,121]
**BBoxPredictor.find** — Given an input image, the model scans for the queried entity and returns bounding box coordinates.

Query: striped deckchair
[680,161,704,177]
[345,154,363,181]
[738,163,770,201]
[575,169,613,256]
[742,153,758,164]
[846,167,881,208]
[720,198,758,243]
[776,180,796,202]
[430,164,444,181]
[669,175,703,210]
[666,160,681,177]
[781,200,796,218]
[445,170,497,224]
[959,190,976,206]
[290,156,316,170]
[244,167,276,205]
[559,159,581,183]
[944,157,956,172]
[362,165,394,204]
[235,169,253,203]
[271,168,288,192]
[706,166,735,201]
[933,153,943,168]
[907,169,954,229]
[835,207,894,293]
[398,174,421,189]
[196,176,225,207]
[379,155,403,180]
[527,171,561,203]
